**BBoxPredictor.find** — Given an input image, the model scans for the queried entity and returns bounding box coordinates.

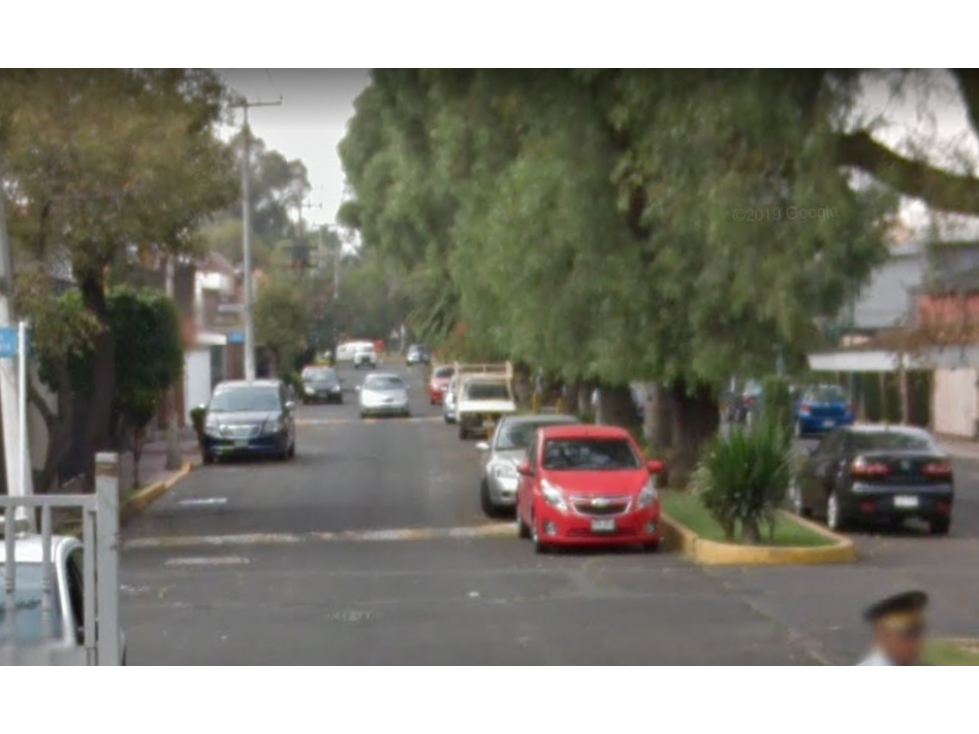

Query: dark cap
[864,590,928,631]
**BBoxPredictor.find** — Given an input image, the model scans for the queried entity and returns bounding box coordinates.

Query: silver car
[476,413,577,517]
[358,372,410,418]
[443,375,459,424]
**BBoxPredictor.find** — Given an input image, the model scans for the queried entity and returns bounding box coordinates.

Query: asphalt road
[119,364,979,664]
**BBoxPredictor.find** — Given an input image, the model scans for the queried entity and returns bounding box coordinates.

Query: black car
[301,365,343,404]
[201,379,296,464]
[791,425,954,535]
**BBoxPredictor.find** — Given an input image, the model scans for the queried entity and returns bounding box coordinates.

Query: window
[806,385,847,404]
[365,375,405,390]
[0,563,63,644]
[464,382,510,400]
[496,420,572,451]
[542,438,641,470]
[303,367,337,382]
[850,431,936,454]
[209,386,282,412]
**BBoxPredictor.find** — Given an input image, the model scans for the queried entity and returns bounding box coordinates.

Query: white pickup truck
[454,362,517,440]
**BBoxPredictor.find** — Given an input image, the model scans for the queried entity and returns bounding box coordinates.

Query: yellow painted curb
[661,510,856,566]
[121,461,193,521]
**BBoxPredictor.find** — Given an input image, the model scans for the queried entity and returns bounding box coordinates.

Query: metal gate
[0,478,120,665]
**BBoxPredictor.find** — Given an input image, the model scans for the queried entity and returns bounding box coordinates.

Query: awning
[194,331,228,348]
[809,345,979,372]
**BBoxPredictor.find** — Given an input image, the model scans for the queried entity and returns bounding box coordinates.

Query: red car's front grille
[570,496,631,516]
[568,527,638,538]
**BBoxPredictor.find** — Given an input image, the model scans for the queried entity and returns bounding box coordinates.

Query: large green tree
[339,70,979,466]
[2,69,236,483]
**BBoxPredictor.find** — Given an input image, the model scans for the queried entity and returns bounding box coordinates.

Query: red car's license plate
[591,519,616,533]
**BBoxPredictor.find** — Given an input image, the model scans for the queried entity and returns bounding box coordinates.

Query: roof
[0,535,77,565]
[500,414,576,426]
[214,379,282,391]
[539,424,630,440]
[842,423,932,437]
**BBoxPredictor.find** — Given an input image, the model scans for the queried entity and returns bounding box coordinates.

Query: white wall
[184,348,213,422]
[932,367,979,438]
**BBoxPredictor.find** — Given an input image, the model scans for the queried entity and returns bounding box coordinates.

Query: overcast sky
[216,70,979,240]
[219,69,369,229]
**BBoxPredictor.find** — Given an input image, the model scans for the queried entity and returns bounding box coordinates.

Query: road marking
[163,555,251,567]
[126,523,516,550]
[296,416,443,426]
[177,498,228,507]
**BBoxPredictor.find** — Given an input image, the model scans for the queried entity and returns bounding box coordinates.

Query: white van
[336,340,374,363]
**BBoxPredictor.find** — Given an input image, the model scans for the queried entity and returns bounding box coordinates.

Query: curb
[121,461,194,521]
[661,510,857,566]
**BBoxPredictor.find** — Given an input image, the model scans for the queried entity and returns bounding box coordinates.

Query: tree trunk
[597,385,639,428]
[79,274,116,491]
[512,363,533,410]
[577,382,593,417]
[31,365,74,494]
[667,380,720,487]
[741,518,762,545]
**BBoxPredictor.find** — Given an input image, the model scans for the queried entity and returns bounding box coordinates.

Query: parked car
[428,365,455,405]
[456,376,517,440]
[443,375,459,423]
[0,534,126,664]
[475,414,577,517]
[300,365,343,404]
[353,344,378,369]
[358,372,410,418]
[200,379,296,463]
[336,340,373,363]
[515,424,664,553]
[794,383,853,436]
[406,344,430,365]
[790,424,954,534]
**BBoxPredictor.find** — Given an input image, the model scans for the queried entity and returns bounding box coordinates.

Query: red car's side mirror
[517,461,534,477]
[647,460,664,475]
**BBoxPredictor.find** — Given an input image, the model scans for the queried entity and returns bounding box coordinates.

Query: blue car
[794,384,853,436]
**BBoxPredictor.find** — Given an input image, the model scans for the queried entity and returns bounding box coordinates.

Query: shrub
[691,419,792,544]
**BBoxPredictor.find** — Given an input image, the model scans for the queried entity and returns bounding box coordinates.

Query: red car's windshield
[542,438,641,471]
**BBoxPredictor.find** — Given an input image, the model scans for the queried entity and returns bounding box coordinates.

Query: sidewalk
[137,429,201,488]
[937,434,979,461]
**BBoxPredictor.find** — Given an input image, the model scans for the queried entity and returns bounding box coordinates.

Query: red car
[515,424,663,553]
[428,365,455,405]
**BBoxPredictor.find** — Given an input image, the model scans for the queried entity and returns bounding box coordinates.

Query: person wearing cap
[858,590,928,666]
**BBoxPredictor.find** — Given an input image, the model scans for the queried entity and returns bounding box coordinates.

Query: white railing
[0,476,119,666]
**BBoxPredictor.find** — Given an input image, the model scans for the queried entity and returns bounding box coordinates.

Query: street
[119,363,979,665]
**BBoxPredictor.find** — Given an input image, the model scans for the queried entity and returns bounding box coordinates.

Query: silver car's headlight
[541,479,568,512]
[493,463,518,481]
[204,420,222,438]
[263,418,283,434]
[304,385,315,395]
[637,478,658,508]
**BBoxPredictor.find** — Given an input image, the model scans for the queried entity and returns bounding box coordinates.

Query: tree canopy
[339,70,900,393]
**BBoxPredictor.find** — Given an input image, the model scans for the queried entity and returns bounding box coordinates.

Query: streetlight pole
[230,96,281,381]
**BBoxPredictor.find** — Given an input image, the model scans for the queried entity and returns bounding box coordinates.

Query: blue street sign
[228,330,245,345]
[0,327,21,358]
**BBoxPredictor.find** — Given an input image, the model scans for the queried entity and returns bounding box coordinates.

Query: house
[809,240,979,436]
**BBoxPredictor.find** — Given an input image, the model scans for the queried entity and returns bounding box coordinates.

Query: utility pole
[0,137,35,510]
[294,198,320,272]
[163,255,181,470]
[230,96,281,381]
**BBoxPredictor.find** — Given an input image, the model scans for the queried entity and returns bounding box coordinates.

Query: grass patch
[925,639,979,666]
[662,490,833,547]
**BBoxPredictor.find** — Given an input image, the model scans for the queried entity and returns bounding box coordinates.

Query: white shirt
[857,649,893,666]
